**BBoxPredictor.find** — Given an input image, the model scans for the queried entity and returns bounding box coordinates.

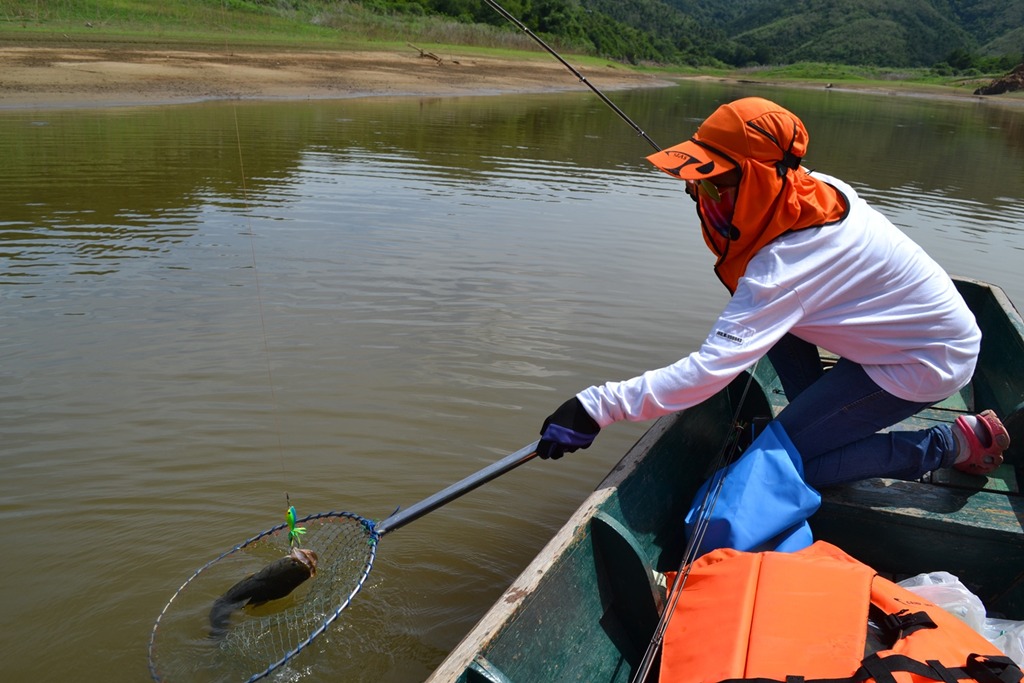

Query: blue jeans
[767,334,957,488]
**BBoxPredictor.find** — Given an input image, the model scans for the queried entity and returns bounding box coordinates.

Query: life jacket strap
[965,654,1024,683]
[928,658,969,683]
[721,652,1023,683]
[879,608,939,640]
[868,604,940,647]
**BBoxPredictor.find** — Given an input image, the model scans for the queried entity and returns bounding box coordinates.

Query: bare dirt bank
[0,45,671,109]
[3,43,1018,112]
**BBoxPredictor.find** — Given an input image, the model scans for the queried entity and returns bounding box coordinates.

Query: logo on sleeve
[709,322,754,347]
[715,330,745,344]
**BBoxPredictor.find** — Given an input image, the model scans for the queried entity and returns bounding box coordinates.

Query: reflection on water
[0,82,1022,682]
[4,85,1023,288]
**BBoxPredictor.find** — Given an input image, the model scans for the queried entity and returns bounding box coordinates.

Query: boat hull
[429,277,1024,683]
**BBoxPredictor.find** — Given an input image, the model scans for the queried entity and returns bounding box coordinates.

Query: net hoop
[148,510,379,683]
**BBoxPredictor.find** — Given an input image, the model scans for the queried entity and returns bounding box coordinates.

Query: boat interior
[439,277,1024,683]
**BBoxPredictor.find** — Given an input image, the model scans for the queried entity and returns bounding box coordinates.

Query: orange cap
[647,97,807,180]
[647,97,847,293]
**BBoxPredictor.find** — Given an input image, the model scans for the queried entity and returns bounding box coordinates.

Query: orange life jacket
[661,541,1021,683]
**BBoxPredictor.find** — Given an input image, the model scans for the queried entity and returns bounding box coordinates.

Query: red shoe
[953,410,1010,475]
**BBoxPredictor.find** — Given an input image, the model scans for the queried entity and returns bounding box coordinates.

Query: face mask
[699,186,738,240]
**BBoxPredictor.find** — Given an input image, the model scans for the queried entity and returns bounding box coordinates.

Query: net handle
[373,440,539,535]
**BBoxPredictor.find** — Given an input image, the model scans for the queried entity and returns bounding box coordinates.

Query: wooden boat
[428,276,1024,683]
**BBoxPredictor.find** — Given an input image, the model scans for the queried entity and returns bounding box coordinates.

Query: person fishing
[536,96,1010,487]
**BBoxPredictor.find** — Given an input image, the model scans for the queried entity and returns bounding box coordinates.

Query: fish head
[289,547,319,576]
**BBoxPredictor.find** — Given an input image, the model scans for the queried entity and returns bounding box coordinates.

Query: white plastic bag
[899,571,1024,666]
[898,571,987,633]
[985,618,1024,665]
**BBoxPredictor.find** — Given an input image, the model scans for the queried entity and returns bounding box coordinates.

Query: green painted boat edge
[428,277,1024,683]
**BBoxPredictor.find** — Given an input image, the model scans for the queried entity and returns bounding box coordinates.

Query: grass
[730,62,1010,97]
[0,0,549,52]
[1,1,367,48]
[0,0,1013,94]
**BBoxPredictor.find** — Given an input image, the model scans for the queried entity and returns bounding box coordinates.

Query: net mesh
[149,512,377,683]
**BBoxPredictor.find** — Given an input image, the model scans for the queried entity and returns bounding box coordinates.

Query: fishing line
[231,107,289,490]
[150,109,354,683]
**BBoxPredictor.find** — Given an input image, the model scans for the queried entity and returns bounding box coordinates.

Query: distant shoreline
[0,45,670,110]
[1,44,1020,111]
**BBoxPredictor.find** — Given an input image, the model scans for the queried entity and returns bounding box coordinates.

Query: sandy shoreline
[2,44,1018,111]
[0,45,673,109]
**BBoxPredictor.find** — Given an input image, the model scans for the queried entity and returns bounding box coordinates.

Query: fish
[209,547,318,639]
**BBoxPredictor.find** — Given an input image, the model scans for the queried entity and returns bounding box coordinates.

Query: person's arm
[579,279,804,427]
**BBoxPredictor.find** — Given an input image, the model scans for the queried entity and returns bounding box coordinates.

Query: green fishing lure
[286,505,307,547]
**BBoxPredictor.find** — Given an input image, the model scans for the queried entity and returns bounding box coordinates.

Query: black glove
[537,397,601,460]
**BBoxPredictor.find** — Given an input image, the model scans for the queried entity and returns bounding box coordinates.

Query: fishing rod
[483,0,662,153]
[629,365,759,683]
[486,8,758,680]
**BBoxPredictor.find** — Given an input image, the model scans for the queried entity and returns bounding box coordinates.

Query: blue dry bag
[684,420,820,556]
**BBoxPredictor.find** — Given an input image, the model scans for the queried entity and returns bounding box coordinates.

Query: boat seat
[815,477,1024,614]
[589,511,665,651]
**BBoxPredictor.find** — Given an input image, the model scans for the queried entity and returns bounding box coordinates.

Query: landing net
[148,512,377,682]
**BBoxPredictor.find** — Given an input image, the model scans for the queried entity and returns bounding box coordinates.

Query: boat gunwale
[427,276,1024,682]
[425,413,686,681]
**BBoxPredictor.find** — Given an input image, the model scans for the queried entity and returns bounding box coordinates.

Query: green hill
[584,0,1022,67]
[2,0,1021,70]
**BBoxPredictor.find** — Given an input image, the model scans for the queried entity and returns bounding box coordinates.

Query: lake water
[1,80,1022,682]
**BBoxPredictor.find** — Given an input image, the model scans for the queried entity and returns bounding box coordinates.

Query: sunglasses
[686,179,724,203]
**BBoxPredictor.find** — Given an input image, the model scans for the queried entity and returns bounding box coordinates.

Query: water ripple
[0,89,1022,683]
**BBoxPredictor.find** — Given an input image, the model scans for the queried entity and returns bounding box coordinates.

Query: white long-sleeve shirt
[578,174,981,428]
